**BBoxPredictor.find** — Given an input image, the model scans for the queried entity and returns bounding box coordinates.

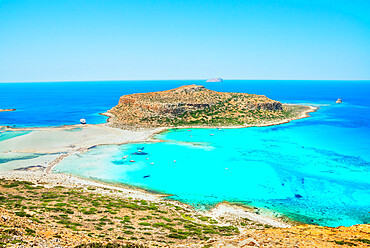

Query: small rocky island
[108,85,312,128]
[206,77,223,82]
[0,109,16,112]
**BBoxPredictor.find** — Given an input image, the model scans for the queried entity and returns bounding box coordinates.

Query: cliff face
[108,85,286,127]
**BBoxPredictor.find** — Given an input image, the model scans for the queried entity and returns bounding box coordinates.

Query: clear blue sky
[0,0,369,82]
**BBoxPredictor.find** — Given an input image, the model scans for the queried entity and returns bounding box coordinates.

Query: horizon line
[1,78,370,83]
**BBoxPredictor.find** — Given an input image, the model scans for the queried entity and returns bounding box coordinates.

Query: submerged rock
[295,194,303,198]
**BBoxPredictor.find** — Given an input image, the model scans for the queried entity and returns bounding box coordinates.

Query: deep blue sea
[1,80,370,227]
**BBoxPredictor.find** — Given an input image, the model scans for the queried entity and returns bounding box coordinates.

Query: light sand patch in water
[0,124,164,154]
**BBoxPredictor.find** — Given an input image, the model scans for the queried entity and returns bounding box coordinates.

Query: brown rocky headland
[108,85,313,128]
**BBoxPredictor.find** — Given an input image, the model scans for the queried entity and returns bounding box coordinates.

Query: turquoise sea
[1,80,370,227]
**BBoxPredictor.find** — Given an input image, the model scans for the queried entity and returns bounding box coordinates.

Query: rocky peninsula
[108,85,314,128]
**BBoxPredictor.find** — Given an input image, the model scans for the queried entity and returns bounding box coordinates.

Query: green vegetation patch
[0,178,242,247]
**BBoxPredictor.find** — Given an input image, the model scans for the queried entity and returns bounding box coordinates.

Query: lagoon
[2,80,370,227]
[54,104,370,227]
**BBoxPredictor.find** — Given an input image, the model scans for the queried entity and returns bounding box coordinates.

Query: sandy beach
[0,124,165,171]
[0,124,165,153]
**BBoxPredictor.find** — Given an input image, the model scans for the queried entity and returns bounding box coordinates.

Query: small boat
[138,150,142,152]
[122,155,128,159]
[173,160,176,163]
[129,160,135,162]
[80,118,86,124]
[210,134,214,136]
[143,175,150,178]
[132,152,149,155]
[150,162,154,165]
[336,98,342,103]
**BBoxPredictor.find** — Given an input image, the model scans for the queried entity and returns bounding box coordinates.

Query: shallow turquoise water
[0,131,30,142]
[54,102,370,227]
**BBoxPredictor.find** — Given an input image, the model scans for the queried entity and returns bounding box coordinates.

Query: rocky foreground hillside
[108,85,309,127]
[0,179,369,247]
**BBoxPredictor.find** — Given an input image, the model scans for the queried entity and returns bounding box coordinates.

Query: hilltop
[108,85,313,128]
